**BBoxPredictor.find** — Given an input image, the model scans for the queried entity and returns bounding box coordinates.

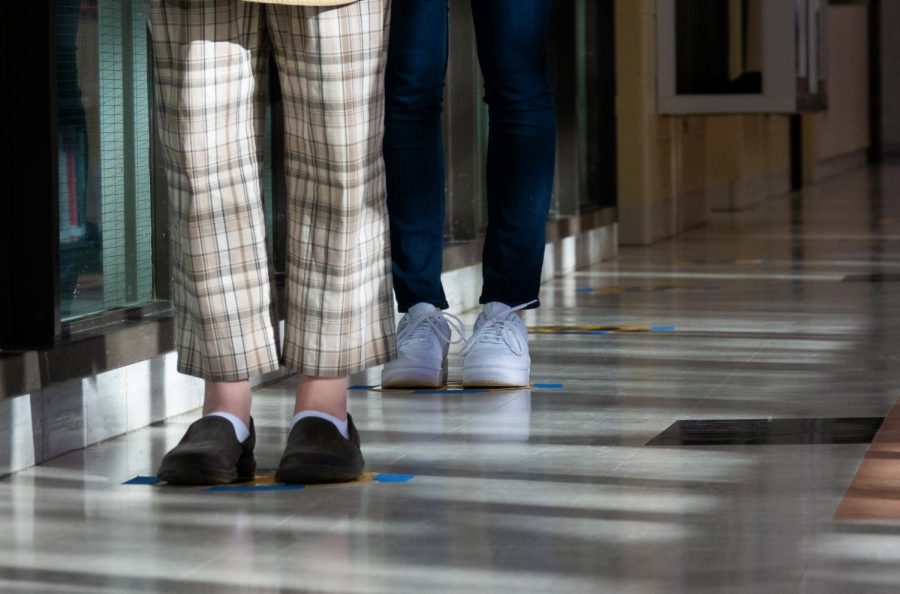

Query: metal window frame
[583,0,618,209]
[656,0,810,114]
[443,0,484,242]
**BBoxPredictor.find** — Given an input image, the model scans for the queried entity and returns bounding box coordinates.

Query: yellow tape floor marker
[124,471,415,491]
[231,470,381,488]
[672,259,763,265]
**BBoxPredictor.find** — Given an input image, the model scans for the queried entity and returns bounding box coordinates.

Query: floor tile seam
[450,394,534,433]
[690,338,775,405]
[381,450,415,467]
[703,344,769,387]
[177,505,324,582]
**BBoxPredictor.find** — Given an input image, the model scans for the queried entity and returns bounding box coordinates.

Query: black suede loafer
[275,414,365,484]
[157,416,256,485]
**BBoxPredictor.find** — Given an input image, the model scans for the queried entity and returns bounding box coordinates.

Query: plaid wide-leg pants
[146,0,396,381]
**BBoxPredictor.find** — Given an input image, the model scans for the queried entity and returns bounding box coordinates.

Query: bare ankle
[203,379,252,425]
[294,375,349,419]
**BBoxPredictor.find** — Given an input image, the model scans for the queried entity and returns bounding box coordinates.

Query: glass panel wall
[51,0,613,324]
[56,0,153,320]
[440,0,616,244]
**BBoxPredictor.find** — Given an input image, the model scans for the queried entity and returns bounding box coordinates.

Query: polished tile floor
[4,165,900,593]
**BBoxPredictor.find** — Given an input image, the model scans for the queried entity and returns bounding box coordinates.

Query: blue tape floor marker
[530,325,676,335]
[372,474,415,484]
[123,476,161,485]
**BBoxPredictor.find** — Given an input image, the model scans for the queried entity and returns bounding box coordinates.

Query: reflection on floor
[3,165,900,593]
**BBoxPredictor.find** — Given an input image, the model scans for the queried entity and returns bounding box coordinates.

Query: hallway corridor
[3,165,900,593]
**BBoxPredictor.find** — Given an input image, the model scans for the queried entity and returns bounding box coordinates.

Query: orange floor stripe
[835,396,900,521]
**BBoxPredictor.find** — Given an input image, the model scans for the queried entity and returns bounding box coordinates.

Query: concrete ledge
[711,169,791,212]
[0,353,203,478]
[677,188,711,231]
[1,314,175,400]
[807,150,868,183]
[620,189,710,246]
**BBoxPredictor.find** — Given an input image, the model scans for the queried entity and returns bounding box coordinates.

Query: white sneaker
[382,303,464,388]
[460,301,535,388]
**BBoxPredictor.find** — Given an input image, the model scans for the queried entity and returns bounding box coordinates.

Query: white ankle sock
[290,410,349,439]
[206,411,250,443]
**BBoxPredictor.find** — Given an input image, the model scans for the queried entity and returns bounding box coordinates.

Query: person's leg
[461,0,556,387]
[146,0,271,483]
[472,0,556,309]
[380,0,460,388]
[383,0,450,313]
[267,0,394,483]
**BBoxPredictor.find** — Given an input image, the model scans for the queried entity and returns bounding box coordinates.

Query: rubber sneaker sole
[461,366,530,388]
[381,360,448,388]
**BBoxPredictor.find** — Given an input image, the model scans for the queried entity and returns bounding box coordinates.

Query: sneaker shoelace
[398,309,467,347]
[460,300,536,357]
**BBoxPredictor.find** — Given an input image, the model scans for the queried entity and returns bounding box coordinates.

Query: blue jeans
[384,0,556,312]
